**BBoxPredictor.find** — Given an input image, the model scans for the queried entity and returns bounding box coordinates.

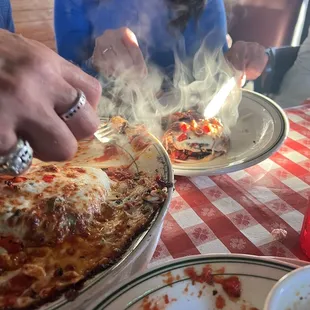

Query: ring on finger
[60,89,87,122]
[0,139,33,176]
[102,45,116,56]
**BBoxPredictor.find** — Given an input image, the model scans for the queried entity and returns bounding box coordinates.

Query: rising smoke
[96,0,242,139]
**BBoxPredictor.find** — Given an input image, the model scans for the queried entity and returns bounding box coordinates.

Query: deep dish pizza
[162,111,230,163]
[0,121,171,309]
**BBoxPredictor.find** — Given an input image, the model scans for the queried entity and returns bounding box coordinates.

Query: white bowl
[264,265,310,310]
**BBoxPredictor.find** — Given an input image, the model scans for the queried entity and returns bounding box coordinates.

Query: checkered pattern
[149,105,310,268]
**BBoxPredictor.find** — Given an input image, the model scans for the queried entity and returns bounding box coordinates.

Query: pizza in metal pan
[0,117,171,309]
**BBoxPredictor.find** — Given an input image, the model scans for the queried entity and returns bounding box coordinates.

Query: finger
[108,37,134,76]
[226,42,247,72]
[53,82,100,140]
[122,28,147,76]
[61,60,102,109]
[18,109,78,162]
[95,43,132,77]
[245,43,268,80]
[60,100,100,140]
[0,125,18,156]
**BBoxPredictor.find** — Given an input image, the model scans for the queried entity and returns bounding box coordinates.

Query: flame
[191,120,198,129]
[203,77,236,119]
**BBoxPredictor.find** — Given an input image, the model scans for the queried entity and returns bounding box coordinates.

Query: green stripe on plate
[94,256,295,309]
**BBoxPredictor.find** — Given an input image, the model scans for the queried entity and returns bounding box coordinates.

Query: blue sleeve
[201,0,228,52]
[54,0,94,66]
[6,0,14,32]
[185,0,228,55]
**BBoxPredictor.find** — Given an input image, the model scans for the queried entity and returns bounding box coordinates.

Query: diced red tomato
[215,295,226,309]
[180,123,189,132]
[203,124,210,133]
[177,133,187,142]
[42,175,56,183]
[221,276,241,298]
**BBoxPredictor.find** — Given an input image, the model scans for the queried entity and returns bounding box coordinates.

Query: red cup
[300,208,310,258]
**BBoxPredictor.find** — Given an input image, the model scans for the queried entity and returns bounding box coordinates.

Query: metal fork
[94,118,117,144]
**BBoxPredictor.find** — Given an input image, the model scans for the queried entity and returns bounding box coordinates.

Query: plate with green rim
[88,254,297,310]
[172,90,289,176]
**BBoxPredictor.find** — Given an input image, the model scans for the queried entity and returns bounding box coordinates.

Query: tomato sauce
[73,168,86,174]
[214,276,241,298]
[3,274,34,295]
[131,135,151,152]
[184,265,241,300]
[0,236,23,254]
[141,297,160,310]
[12,177,27,183]
[215,295,226,309]
[163,294,169,304]
[42,175,56,183]
[162,271,180,286]
[184,265,213,285]
[94,144,120,162]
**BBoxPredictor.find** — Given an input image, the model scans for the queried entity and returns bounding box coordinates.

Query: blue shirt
[54,0,227,74]
[0,0,14,32]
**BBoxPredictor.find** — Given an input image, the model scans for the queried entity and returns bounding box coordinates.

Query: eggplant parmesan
[162,111,229,162]
[0,163,169,307]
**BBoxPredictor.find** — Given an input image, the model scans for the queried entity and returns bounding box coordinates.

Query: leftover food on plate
[0,144,171,308]
[162,111,230,163]
[141,264,258,310]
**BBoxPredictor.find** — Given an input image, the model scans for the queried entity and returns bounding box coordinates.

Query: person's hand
[0,30,102,162]
[225,41,268,81]
[92,27,147,79]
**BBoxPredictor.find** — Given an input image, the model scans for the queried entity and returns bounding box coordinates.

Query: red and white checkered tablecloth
[150,105,310,267]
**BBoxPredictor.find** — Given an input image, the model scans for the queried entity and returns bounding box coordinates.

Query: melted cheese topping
[173,130,229,153]
[0,165,110,246]
[164,124,229,155]
[0,165,168,310]
[173,131,215,152]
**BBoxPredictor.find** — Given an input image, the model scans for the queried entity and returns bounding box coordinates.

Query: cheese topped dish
[162,111,230,162]
[0,165,111,247]
[0,158,170,307]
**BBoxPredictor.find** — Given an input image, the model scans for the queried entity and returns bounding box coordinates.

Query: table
[150,104,310,267]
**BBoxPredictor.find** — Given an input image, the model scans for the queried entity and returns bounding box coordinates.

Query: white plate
[267,256,309,268]
[90,254,296,310]
[173,90,289,176]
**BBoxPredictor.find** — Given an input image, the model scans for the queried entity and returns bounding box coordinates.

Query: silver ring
[0,139,33,176]
[102,45,116,56]
[61,89,86,121]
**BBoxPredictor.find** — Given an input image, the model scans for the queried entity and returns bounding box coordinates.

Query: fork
[94,118,117,144]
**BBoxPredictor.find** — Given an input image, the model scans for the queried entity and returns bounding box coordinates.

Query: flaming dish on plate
[0,117,173,310]
[162,77,235,164]
[162,111,229,163]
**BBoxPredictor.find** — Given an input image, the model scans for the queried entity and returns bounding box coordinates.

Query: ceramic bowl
[264,265,310,310]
